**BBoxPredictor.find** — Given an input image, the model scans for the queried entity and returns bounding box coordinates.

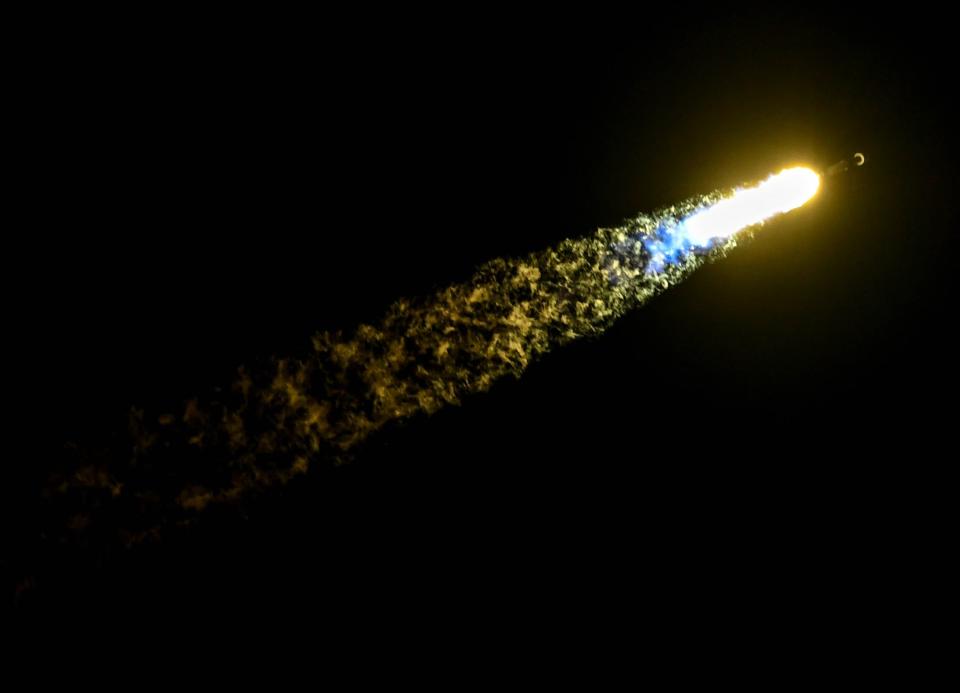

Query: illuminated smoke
[42,166,819,548]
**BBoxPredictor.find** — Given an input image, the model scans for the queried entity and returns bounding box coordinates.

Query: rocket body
[825,153,866,177]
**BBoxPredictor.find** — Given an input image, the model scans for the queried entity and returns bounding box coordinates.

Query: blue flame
[642,215,711,274]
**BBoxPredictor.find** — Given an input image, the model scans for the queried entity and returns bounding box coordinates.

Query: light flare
[644,167,820,273]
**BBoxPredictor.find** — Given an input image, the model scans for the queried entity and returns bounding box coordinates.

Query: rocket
[825,153,866,177]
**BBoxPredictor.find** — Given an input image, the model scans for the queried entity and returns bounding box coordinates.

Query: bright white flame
[684,167,820,245]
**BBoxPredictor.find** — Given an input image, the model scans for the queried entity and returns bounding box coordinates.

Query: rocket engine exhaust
[32,159,828,565]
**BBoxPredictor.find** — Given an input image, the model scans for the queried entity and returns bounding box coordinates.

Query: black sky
[11,8,955,637]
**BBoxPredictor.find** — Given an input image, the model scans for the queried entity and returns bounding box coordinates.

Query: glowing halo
[854,152,865,166]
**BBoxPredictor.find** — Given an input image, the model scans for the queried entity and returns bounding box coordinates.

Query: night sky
[11,7,954,644]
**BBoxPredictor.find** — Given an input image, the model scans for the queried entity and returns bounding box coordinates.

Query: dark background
[11,8,954,642]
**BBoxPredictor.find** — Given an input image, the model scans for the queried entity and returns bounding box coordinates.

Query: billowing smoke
[36,167,818,554]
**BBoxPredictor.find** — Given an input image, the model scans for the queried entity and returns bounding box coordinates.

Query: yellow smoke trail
[42,166,819,548]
